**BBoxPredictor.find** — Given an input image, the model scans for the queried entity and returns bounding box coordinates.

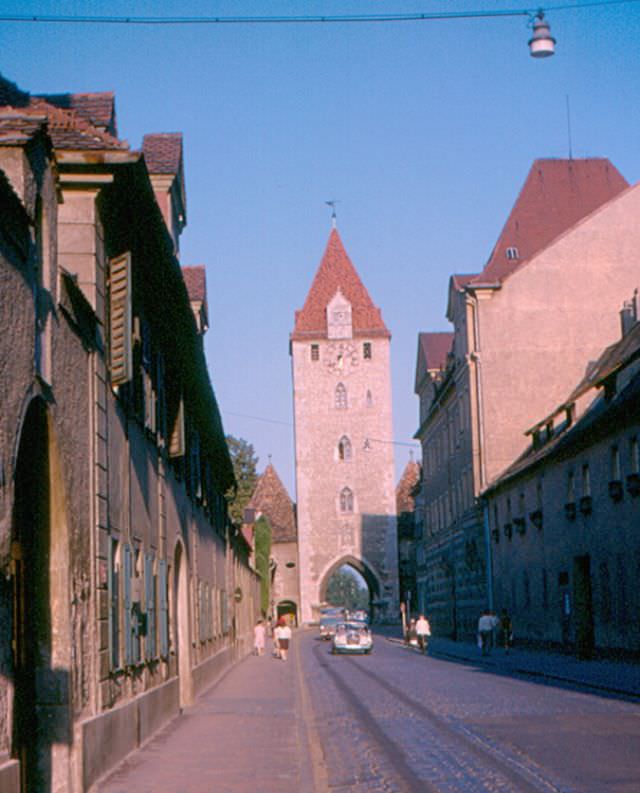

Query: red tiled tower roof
[292,229,389,340]
[247,463,297,543]
[475,158,628,284]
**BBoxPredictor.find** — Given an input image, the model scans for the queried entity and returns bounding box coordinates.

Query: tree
[254,515,272,616]
[226,435,259,527]
[325,568,369,611]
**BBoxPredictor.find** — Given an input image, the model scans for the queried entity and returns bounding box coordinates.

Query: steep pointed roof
[292,229,389,340]
[474,158,628,284]
[247,463,297,543]
[396,459,421,514]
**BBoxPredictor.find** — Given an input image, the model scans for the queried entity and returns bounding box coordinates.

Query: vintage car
[331,621,373,655]
[319,615,343,640]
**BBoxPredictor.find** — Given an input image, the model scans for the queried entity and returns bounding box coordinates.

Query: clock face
[325,341,359,375]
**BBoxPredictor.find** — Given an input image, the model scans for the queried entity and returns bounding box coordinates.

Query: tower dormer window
[327,289,353,340]
[506,246,519,260]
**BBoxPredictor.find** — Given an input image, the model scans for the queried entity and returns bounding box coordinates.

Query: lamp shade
[528,13,556,58]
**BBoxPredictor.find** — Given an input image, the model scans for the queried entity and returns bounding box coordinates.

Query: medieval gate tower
[290,228,399,624]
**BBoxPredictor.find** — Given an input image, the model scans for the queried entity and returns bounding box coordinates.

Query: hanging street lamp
[529,10,556,58]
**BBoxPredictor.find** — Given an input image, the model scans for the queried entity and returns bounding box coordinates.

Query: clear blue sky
[3,1,640,496]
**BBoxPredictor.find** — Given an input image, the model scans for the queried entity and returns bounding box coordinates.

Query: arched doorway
[11,398,71,793]
[319,556,381,619]
[173,541,193,708]
[276,600,298,626]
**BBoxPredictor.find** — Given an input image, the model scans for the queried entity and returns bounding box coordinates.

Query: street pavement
[97,628,640,792]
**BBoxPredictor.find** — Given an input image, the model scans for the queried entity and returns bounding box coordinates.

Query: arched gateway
[290,229,399,624]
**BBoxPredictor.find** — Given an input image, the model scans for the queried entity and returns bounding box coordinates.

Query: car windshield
[337,622,367,632]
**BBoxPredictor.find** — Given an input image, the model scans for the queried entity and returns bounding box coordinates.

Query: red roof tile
[475,158,628,284]
[143,133,183,175]
[418,332,453,373]
[396,460,421,514]
[292,229,389,340]
[0,74,127,152]
[247,463,297,543]
[37,91,117,135]
[0,109,48,145]
[182,266,206,303]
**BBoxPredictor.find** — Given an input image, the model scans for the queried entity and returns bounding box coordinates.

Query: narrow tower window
[310,344,319,361]
[340,487,354,512]
[335,383,347,409]
[338,436,352,461]
[363,342,372,359]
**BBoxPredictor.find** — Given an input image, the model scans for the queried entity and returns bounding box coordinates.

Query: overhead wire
[1,0,639,25]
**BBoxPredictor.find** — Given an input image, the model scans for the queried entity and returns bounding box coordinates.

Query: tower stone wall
[291,230,399,623]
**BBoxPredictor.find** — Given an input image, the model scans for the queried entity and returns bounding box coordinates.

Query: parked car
[331,621,373,655]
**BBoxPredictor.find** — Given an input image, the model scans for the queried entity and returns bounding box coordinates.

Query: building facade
[0,75,258,793]
[291,229,399,624]
[485,296,640,657]
[415,158,640,640]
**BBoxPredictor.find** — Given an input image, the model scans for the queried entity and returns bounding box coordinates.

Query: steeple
[291,229,389,340]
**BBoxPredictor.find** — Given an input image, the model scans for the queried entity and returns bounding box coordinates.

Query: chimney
[619,289,638,337]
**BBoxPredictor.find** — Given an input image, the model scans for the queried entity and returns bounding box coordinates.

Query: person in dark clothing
[499,609,513,653]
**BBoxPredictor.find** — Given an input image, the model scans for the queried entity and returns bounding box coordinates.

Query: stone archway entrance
[317,555,382,621]
[276,600,298,626]
[11,398,71,793]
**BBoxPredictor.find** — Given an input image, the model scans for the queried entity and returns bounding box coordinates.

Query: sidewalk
[97,636,327,793]
[378,627,640,699]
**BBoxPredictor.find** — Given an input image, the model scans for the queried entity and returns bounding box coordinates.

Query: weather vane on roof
[325,199,339,229]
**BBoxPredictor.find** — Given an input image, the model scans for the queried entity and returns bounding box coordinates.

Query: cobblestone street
[98,629,640,792]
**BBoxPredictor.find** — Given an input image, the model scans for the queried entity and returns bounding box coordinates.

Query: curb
[384,636,640,701]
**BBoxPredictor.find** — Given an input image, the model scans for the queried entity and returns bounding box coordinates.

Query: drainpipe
[482,498,494,611]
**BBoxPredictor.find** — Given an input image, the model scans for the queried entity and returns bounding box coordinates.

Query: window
[610,445,621,480]
[158,559,169,657]
[340,487,354,512]
[631,436,639,473]
[311,344,319,361]
[366,389,373,407]
[506,246,519,260]
[363,342,372,359]
[335,383,347,409]
[338,436,352,461]
[108,539,120,669]
[582,463,591,497]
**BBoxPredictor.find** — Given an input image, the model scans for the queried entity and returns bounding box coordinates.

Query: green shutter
[145,552,156,659]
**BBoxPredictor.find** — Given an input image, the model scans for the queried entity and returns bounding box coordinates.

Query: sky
[3,1,640,497]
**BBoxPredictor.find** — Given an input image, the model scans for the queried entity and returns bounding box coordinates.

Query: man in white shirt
[477,610,498,656]
[415,614,431,654]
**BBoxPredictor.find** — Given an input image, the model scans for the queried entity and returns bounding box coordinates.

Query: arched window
[340,487,354,512]
[335,383,347,409]
[338,436,352,461]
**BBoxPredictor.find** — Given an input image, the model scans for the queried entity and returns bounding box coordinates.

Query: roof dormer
[327,289,352,340]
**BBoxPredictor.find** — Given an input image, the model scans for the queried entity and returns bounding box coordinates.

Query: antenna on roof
[325,199,339,229]
[565,94,573,160]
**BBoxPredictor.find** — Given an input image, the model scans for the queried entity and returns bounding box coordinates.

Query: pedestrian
[406,618,418,647]
[253,619,266,656]
[274,617,292,661]
[477,609,496,656]
[415,614,431,654]
[499,608,513,653]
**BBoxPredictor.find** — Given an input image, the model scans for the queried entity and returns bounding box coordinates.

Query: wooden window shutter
[109,252,133,386]
[123,544,133,665]
[144,552,156,659]
[108,539,120,669]
[169,398,185,458]
[158,559,169,657]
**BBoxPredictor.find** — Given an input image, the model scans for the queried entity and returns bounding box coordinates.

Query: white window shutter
[109,252,133,386]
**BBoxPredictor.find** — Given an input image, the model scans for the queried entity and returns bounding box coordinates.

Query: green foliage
[225,435,259,527]
[325,567,369,611]
[254,515,272,615]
